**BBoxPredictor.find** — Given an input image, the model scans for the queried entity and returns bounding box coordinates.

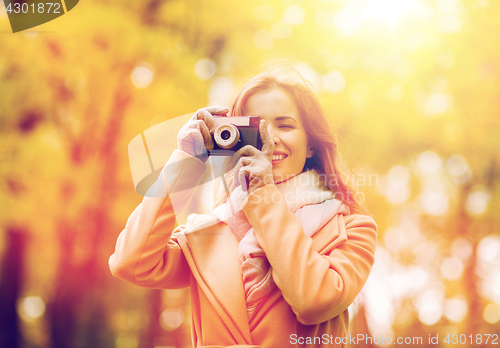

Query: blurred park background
[0,0,499,347]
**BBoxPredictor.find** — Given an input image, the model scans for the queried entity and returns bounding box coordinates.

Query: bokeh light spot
[451,237,473,262]
[437,0,461,12]
[322,70,345,94]
[465,186,490,216]
[477,235,500,264]
[444,297,468,323]
[416,151,442,175]
[253,30,274,50]
[283,5,305,25]
[483,303,500,324]
[446,155,471,183]
[17,296,45,322]
[294,62,321,91]
[194,58,217,80]
[333,7,361,36]
[383,165,411,205]
[209,77,234,107]
[415,289,444,326]
[481,271,500,305]
[420,189,449,216]
[425,92,450,115]
[436,50,456,69]
[440,256,463,281]
[384,227,407,252]
[272,22,293,39]
[365,0,418,28]
[131,63,154,89]
[438,13,463,33]
[160,308,184,331]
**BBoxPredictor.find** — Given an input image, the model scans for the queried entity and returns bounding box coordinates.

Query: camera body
[209,116,261,156]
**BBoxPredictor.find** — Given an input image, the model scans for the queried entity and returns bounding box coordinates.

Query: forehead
[244,88,300,121]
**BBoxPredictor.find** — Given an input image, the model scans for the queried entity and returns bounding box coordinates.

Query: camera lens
[214,124,240,149]
[221,130,231,140]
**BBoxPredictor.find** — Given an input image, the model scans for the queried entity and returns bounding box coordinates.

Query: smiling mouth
[272,154,287,163]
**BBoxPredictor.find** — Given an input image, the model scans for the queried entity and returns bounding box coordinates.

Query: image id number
[444,334,498,345]
[6,3,61,14]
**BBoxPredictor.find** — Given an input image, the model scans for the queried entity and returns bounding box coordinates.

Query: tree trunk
[0,227,28,348]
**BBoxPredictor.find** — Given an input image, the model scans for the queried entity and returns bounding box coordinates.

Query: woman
[109,65,377,347]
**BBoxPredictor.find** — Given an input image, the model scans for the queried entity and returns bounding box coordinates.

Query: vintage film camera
[208,116,262,156]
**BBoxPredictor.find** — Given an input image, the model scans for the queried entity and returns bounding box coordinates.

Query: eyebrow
[275,116,297,123]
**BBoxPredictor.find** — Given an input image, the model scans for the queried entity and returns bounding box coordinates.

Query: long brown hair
[227,63,367,215]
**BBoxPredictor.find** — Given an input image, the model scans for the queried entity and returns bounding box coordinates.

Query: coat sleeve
[242,184,377,325]
[109,149,207,289]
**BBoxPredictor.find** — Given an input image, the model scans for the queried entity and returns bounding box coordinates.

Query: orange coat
[109,150,377,348]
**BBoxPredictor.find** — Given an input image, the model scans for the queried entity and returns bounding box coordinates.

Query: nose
[267,124,279,145]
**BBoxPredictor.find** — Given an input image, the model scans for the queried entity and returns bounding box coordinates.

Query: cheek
[289,133,309,156]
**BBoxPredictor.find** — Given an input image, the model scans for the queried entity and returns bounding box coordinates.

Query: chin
[272,171,301,184]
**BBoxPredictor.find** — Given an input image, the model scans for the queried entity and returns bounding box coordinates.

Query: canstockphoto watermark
[3,0,79,33]
[272,171,379,205]
[290,334,424,346]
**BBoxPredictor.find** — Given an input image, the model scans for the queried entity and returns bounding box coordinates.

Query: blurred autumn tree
[0,0,499,347]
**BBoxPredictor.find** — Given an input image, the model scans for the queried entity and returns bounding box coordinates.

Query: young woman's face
[244,88,314,183]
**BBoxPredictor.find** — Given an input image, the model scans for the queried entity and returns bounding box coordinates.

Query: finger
[231,146,257,169]
[236,145,259,158]
[249,177,260,191]
[187,119,199,129]
[204,106,229,115]
[238,167,249,192]
[240,157,252,167]
[196,109,217,132]
[259,119,275,157]
[232,156,252,189]
[196,120,214,151]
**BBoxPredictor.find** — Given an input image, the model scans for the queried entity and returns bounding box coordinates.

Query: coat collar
[212,169,334,223]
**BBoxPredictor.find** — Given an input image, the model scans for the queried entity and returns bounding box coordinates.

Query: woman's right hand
[177,106,229,161]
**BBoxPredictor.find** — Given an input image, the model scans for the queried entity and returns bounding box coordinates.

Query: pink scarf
[213,170,343,319]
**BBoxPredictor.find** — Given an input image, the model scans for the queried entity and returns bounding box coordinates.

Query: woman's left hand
[232,119,275,194]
